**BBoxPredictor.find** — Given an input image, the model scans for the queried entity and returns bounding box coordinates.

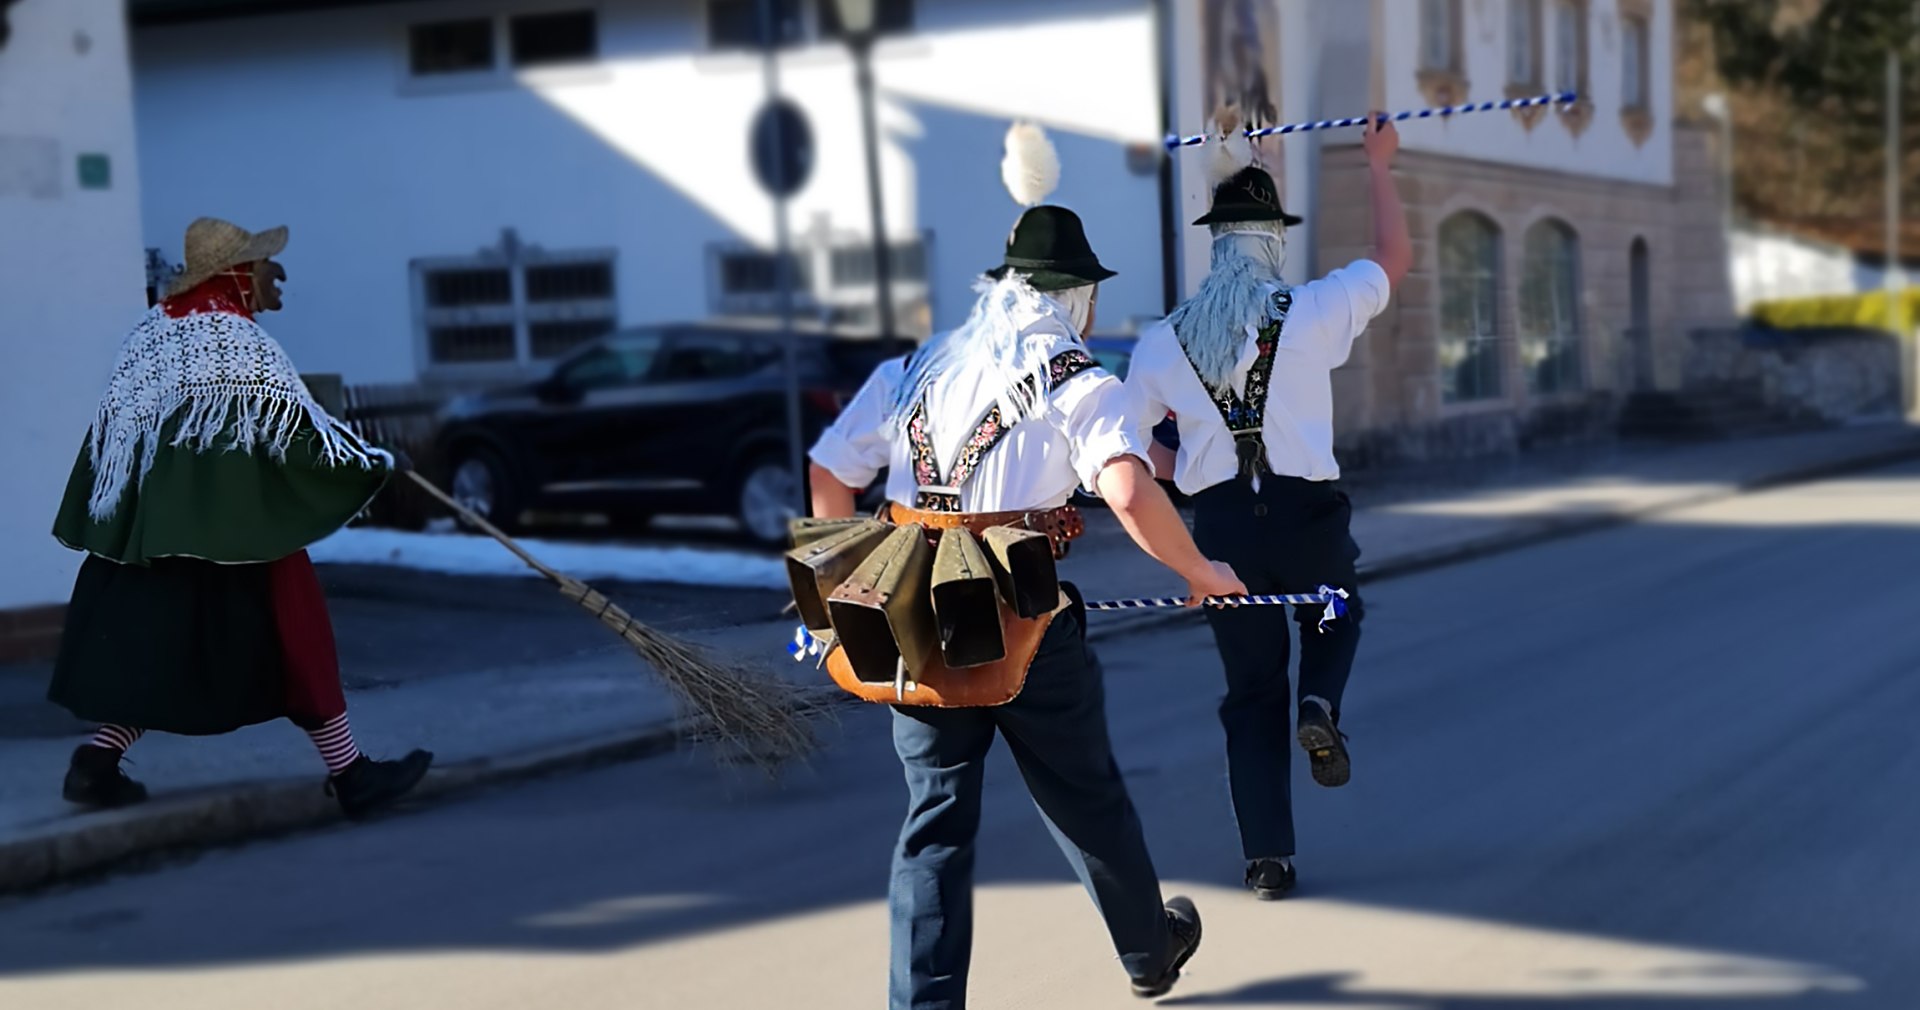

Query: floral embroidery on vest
[1192,289,1291,480]
[907,350,1097,512]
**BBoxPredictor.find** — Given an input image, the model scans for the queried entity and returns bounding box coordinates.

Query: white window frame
[413,237,619,380]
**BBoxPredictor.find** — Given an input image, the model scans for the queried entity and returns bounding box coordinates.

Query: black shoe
[62,745,149,809]
[1297,700,1351,788]
[326,750,433,820]
[1245,857,1297,900]
[1132,896,1202,999]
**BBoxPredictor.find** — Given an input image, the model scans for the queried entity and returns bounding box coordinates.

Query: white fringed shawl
[85,308,378,521]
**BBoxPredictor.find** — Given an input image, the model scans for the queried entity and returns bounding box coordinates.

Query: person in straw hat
[47,217,434,820]
[1124,110,1409,899]
[808,123,1247,1007]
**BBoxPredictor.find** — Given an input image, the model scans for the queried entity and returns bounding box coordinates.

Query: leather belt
[886,502,1085,560]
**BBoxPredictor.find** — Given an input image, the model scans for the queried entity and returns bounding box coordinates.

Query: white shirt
[1127,258,1391,493]
[810,338,1149,513]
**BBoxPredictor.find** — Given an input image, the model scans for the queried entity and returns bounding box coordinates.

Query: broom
[403,470,833,773]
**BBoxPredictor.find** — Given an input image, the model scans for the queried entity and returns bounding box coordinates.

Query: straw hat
[165,217,288,298]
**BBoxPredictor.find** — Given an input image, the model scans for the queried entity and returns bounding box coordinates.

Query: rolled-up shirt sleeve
[808,357,905,490]
[1281,258,1392,367]
[1052,370,1154,494]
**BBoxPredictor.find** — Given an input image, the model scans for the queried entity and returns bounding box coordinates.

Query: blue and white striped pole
[1165,91,1577,150]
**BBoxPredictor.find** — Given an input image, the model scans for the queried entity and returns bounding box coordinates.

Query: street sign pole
[756,0,807,521]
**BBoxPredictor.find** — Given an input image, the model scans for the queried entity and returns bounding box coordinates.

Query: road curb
[0,718,683,897]
[1086,434,1920,644]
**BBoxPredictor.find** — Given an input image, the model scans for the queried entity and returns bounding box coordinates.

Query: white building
[130,0,1167,388]
[129,0,1727,462]
[0,0,148,659]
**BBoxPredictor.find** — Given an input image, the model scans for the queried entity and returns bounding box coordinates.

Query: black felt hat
[1193,165,1303,227]
[984,205,1118,292]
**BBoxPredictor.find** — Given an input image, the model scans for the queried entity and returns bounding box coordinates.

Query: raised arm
[1362,113,1410,288]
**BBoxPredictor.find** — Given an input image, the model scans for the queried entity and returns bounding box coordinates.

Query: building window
[409,18,494,76]
[1552,1,1581,92]
[1438,212,1504,404]
[1419,0,1456,71]
[1416,0,1468,106]
[510,10,598,68]
[1520,219,1583,395]
[829,239,927,289]
[1508,0,1542,87]
[820,0,915,41]
[708,0,804,49]
[1550,0,1593,134]
[1621,15,1648,109]
[416,237,617,372]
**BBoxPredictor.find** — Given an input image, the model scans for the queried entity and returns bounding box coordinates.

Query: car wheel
[736,454,800,549]
[449,446,522,533]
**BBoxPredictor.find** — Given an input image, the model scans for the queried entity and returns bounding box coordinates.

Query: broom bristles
[559,578,832,773]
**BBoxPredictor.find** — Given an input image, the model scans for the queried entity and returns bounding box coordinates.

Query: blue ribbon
[788,625,828,662]
[1315,585,1350,633]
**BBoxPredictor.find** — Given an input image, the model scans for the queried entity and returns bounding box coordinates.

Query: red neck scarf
[163,271,256,320]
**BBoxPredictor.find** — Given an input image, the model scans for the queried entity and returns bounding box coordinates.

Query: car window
[657,334,773,381]
[558,333,661,391]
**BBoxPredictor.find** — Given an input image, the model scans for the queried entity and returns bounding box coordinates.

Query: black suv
[434,323,894,546]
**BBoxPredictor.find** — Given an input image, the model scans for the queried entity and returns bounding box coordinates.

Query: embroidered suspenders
[905,349,1098,513]
[1188,288,1292,480]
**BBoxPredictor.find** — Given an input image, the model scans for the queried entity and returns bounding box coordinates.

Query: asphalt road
[1,463,1916,1009]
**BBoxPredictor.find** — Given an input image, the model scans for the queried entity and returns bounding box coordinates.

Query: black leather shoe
[1132,896,1202,998]
[62,744,148,809]
[1298,699,1351,788]
[1246,857,1297,900]
[326,750,433,820]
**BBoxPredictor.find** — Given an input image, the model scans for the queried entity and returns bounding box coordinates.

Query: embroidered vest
[904,349,1098,512]
[1183,288,1292,480]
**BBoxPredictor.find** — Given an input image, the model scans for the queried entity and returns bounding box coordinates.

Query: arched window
[1438,212,1504,403]
[1521,219,1584,394]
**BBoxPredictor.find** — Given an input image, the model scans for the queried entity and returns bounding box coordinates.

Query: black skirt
[49,555,291,736]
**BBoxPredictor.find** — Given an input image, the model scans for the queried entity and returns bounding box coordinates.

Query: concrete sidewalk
[3,422,1915,894]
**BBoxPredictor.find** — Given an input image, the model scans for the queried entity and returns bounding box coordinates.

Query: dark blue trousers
[1191,475,1365,860]
[887,601,1172,1010]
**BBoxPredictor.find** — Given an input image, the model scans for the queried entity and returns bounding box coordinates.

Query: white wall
[1730,226,1864,312]
[1379,0,1674,187]
[0,0,146,610]
[133,0,1163,383]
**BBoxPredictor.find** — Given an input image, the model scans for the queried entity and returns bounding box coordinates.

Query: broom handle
[403,470,571,584]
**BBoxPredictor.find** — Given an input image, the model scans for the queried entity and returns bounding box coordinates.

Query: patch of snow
[309,527,786,590]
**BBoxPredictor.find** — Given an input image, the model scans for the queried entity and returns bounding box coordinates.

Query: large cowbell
[784,520,891,633]
[982,526,1059,619]
[931,527,1005,668]
[828,524,936,683]
[789,516,873,550]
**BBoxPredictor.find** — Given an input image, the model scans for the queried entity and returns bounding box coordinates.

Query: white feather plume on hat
[1001,121,1060,207]
[1207,105,1255,186]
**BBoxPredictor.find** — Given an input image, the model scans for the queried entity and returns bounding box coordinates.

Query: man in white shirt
[1127,111,1409,900]
[809,124,1246,1008]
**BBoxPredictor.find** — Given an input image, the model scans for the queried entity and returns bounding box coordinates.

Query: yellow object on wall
[1750,289,1920,337]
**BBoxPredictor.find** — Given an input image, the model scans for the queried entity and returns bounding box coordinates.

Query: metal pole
[852,35,899,355]
[760,0,807,517]
[1887,44,1903,316]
